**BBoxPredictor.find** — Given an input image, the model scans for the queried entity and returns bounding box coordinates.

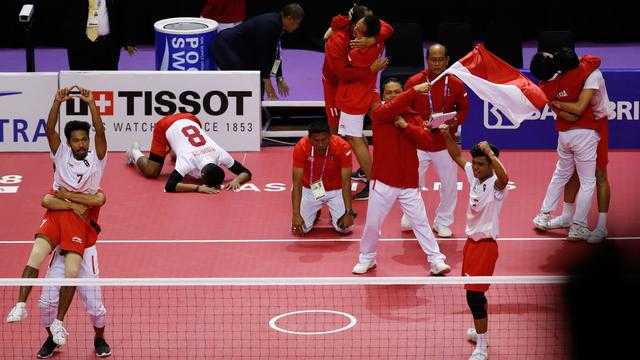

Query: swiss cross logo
[92,91,114,115]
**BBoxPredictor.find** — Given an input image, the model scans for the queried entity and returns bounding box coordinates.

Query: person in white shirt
[441,124,509,360]
[127,113,252,194]
[6,87,108,349]
[543,67,612,243]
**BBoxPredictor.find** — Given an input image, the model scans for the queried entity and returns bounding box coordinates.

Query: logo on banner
[0,91,47,144]
[66,90,114,116]
[0,91,22,97]
[483,101,556,129]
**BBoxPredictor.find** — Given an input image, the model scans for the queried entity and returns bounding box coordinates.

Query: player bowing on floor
[127,113,252,193]
[439,124,509,360]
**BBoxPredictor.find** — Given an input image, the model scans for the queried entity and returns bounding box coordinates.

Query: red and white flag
[439,44,549,125]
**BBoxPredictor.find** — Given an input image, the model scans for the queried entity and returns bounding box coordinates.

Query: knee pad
[466,290,488,319]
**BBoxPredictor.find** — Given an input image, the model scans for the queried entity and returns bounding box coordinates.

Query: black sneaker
[94,337,112,358]
[37,336,59,359]
[351,168,367,182]
[353,183,369,201]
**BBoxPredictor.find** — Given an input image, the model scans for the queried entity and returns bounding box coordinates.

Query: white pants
[301,187,351,233]
[360,180,446,264]
[337,112,365,137]
[541,129,599,226]
[417,149,458,227]
[39,246,106,328]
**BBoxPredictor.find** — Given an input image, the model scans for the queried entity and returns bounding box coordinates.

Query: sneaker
[567,223,590,241]
[37,336,60,359]
[466,328,478,343]
[353,183,369,201]
[6,302,27,323]
[400,214,412,231]
[430,261,451,276]
[532,213,552,230]
[352,260,376,274]
[94,337,112,357]
[433,224,453,238]
[469,348,488,360]
[50,319,68,346]
[351,168,367,182]
[587,227,607,244]
[546,216,571,229]
[126,142,139,165]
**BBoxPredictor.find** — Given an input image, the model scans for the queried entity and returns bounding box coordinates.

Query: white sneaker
[126,142,139,165]
[352,260,376,274]
[469,348,488,360]
[567,223,590,241]
[50,319,68,346]
[587,227,607,244]
[546,216,571,229]
[433,224,453,238]
[430,261,451,275]
[400,214,412,232]
[466,328,478,343]
[533,213,552,230]
[6,302,27,323]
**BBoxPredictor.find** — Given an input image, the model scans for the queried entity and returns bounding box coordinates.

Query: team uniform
[537,56,602,229]
[356,88,448,272]
[36,142,106,255]
[292,136,353,233]
[461,163,507,292]
[403,71,469,230]
[583,69,612,170]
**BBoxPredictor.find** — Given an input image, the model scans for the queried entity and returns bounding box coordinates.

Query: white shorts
[338,112,365,137]
[301,187,351,233]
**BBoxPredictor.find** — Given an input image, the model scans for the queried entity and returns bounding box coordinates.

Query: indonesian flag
[439,44,549,125]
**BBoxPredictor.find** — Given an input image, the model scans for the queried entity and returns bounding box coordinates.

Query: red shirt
[540,55,601,132]
[404,70,469,151]
[201,0,245,23]
[292,135,353,191]
[370,88,434,189]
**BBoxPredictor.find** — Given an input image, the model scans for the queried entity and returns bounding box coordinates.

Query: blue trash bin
[154,17,219,71]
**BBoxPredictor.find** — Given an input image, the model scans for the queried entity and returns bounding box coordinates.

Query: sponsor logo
[71,236,84,244]
[0,91,22,97]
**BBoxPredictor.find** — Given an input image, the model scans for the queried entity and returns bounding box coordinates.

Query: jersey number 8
[181,125,206,147]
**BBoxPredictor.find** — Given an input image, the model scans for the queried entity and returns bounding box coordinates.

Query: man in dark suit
[212,3,304,99]
[64,0,137,70]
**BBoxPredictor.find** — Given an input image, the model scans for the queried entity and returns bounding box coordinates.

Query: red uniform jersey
[292,135,353,191]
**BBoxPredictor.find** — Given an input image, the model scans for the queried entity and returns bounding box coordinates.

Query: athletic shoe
[6,302,27,323]
[587,227,607,244]
[353,183,369,201]
[95,337,112,357]
[430,261,451,276]
[469,348,488,360]
[126,142,139,165]
[567,223,590,241]
[50,319,68,346]
[546,216,571,229]
[352,260,376,274]
[400,214,412,231]
[466,328,478,343]
[433,224,453,238]
[351,168,367,182]
[532,213,552,230]
[37,336,60,359]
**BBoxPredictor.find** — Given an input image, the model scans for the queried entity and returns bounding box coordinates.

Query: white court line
[0,236,638,244]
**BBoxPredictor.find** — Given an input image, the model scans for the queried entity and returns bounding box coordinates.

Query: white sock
[596,212,607,229]
[561,202,575,220]
[476,332,488,352]
[132,148,144,162]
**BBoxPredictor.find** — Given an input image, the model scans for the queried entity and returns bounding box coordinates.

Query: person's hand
[394,116,408,129]
[55,186,71,200]
[224,179,242,191]
[197,185,220,194]
[413,81,431,94]
[337,209,356,230]
[291,213,305,235]
[53,88,72,104]
[276,77,290,97]
[370,57,389,73]
[264,80,278,100]
[68,202,88,218]
[478,141,495,156]
[438,124,451,136]
[350,36,376,48]
[77,87,94,104]
[126,46,137,56]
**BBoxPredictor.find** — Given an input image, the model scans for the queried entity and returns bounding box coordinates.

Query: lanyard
[427,75,449,113]
[276,37,282,60]
[309,145,329,183]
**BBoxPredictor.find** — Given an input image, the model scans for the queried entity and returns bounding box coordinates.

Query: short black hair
[530,52,557,81]
[308,120,330,135]
[349,5,370,24]
[282,3,304,20]
[63,121,91,140]
[201,163,225,188]
[554,47,580,73]
[361,15,381,37]
[383,77,403,88]
[470,143,500,162]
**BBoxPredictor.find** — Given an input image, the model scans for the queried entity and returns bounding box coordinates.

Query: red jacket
[404,71,468,151]
[322,16,370,86]
[370,88,434,189]
[540,55,601,132]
